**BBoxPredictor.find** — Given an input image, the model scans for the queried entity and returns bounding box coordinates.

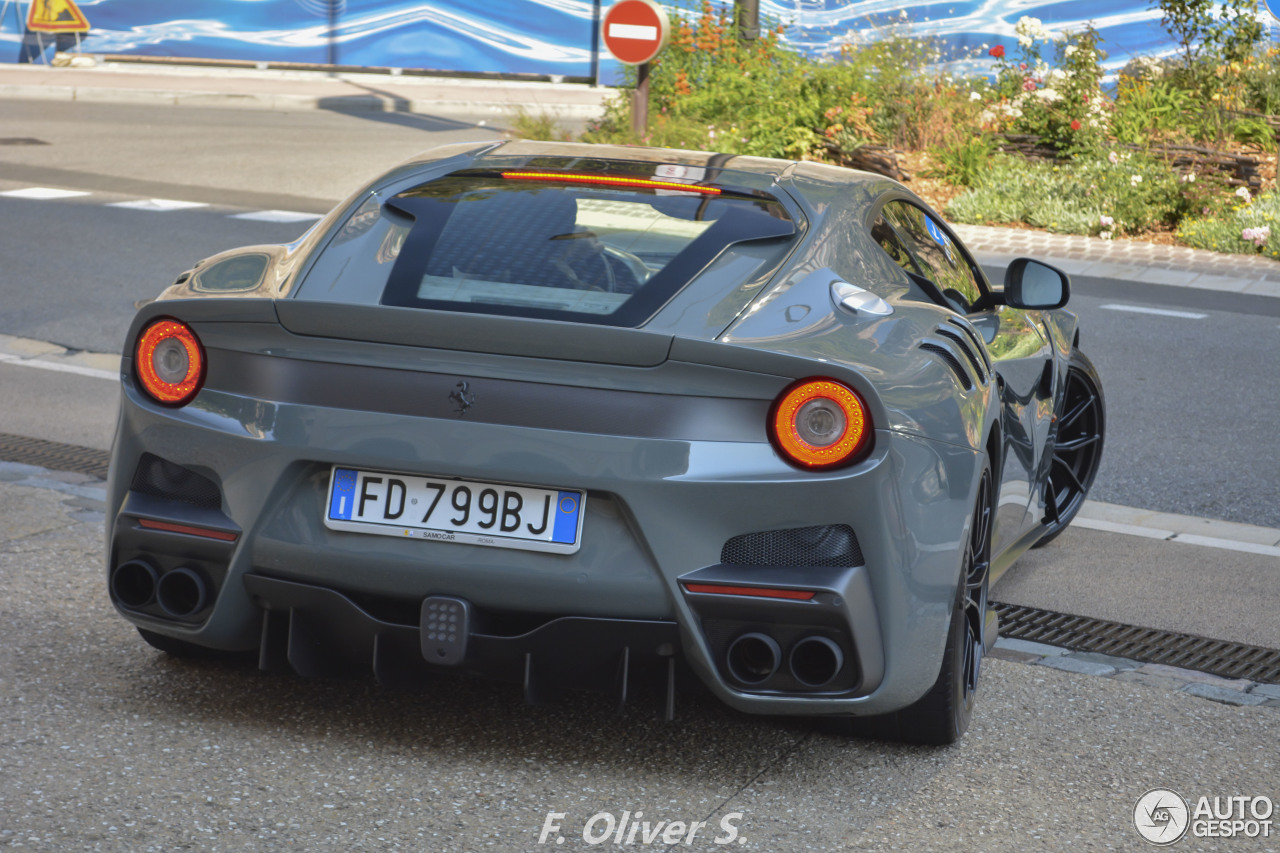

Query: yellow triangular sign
[26,0,90,34]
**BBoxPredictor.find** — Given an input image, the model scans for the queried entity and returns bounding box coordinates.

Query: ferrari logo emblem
[449,380,476,417]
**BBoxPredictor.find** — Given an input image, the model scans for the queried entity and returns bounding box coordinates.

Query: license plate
[323,467,585,554]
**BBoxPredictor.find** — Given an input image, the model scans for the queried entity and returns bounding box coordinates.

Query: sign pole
[633,61,649,138]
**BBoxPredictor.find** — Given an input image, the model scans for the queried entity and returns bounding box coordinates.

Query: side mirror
[1003,258,1070,310]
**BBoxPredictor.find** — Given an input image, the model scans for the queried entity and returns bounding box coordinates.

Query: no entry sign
[602,0,669,66]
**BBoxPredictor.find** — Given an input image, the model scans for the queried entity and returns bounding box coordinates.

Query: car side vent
[937,327,987,384]
[919,342,974,391]
[944,317,992,373]
[130,453,222,509]
[721,524,864,567]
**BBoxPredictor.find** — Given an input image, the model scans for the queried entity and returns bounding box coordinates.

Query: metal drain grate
[993,601,1280,685]
[0,432,110,479]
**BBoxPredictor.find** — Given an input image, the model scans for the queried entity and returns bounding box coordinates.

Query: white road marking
[230,209,323,223]
[0,353,117,381]
[1072,516,1280,558]
[1071,517,1174,540]
[608,23,659,40]
[1100,303,1208,319]
[1,187,91,200]
[107,198,209,212]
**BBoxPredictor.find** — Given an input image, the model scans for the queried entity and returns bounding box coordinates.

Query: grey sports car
[106,140,1104,744]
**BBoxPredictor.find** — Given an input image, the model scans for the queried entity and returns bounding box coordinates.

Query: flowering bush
[1179,188,1280,257]
[977,19,1111,153]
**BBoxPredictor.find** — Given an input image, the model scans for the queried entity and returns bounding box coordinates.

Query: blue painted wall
[1,0,1274,80]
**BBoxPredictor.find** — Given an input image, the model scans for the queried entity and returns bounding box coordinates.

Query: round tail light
[135,319,205,406]
[770,378,872,470]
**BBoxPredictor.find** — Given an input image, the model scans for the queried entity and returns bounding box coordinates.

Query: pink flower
[1019,62,1027,70]
[1242,225,1270,247]
[1023,79,1037,92]
[990,45,1005,58]
[1108,150,1119,164]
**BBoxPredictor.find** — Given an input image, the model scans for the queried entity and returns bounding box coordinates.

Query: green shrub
[508,108,572,141]
[1178,187,1280,257]
[1112,76,1194,145]
[945,152,1185,236]
[927,134,996,187]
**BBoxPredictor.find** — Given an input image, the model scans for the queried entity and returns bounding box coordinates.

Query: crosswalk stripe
[107,198,210,212]
[1,187,91,200]
[230,209,324,223]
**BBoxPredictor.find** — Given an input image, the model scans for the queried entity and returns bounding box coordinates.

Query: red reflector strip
[682,583,815,601]
[137,518,238,542]
[501,171,722,195]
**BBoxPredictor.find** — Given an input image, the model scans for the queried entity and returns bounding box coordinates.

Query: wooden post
[632,61,650,139]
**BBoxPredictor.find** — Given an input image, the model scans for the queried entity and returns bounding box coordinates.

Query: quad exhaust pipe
[788,635,844,688]
[111,561,209,618]
[156,568,209,618]
[111,560,158,608]
[726,632,844,688]
[726,633,781,684]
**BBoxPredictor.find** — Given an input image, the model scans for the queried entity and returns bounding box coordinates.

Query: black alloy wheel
[841,463,995,745]
[960,467,992,703]
[1036,349,1105,547]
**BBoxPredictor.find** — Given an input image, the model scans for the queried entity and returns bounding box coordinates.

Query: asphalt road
[1045,280,1280,528]
[2,478,1277,852]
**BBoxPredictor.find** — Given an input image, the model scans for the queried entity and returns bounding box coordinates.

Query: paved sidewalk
[0,60,616,120]
[953,223,1280,298]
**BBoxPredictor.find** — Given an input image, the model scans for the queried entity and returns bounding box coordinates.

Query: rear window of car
[294,170,797,327]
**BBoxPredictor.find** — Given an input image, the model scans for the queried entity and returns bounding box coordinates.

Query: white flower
[1100,230,1113,240]
[1180,172,1195,183]
[1236,186,1252,202]
[1064,45,1077,57]
[1108,151,1119,164]
[1099,214,1114,227]
[1015,16,1054,46]
[1035,88,1061,102]
[1130,175,1143,186]
[970,91,982,101]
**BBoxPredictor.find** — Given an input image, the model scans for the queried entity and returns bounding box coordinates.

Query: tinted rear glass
[295,171,797,327]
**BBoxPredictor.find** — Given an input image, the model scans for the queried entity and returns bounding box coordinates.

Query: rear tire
[1035,348,1105,547]
[832,463,993,745]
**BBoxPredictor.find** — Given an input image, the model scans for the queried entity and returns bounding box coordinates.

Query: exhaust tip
[789,635,844,688]
[726,632,781,685]
[156,567,209,618]
[111,560,158,609]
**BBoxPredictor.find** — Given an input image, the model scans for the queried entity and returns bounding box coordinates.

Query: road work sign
[26,0,89,33]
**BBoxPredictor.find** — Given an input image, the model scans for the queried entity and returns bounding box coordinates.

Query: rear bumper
[108,357,981,716]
